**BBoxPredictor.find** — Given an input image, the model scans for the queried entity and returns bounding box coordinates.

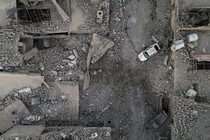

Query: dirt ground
[80,0,172,139]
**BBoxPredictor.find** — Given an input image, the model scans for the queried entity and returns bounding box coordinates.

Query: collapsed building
[0,0,113,139]
[170,0,210,139]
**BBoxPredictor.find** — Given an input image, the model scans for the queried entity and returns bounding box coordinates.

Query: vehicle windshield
[154,44,160,50]
[143,52,149,58]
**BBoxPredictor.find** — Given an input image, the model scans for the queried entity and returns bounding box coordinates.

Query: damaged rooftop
[0,0,210,140]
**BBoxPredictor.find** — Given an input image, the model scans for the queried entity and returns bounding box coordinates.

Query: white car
[186,33,198,43]
[138,43,160,61]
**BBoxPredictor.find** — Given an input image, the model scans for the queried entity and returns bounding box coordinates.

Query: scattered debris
[31,97,41,105]
[69,55,76,60]
[90,132,98,139]
[146,111,168,131]
[189,10,209,27]
[117,7,124,18]
[164,55,169,66]
[23,47,39,61]
[186,33,198,43]
[39,62,45,71]
[51,70,58,76]
[0,0,203,139]
[172,33,198,51]
[23,115,42,123]
[73,49,79,59]
[171,39,185,52]
[60,132,67,138]
[96,104,111,119]
[40,127,111,140]
[186,88,197,97]
[186,42,197,49]
[19,87,32,94]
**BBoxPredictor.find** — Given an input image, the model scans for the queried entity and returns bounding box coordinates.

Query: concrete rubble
[40,127,111,140]
[0,0,114,139]
[171,0,210,139]
[1,0,210,139]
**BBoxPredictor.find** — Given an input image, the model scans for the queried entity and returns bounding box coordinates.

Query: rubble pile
[173,97,208,140]
[0,50,22,66]
[0,0,180,139]
[39,101,71,120]
[41,127,111,140]
[0,85,76,124]
[0,31,15,45]
[41,48,83,82]
[76,0,110,33]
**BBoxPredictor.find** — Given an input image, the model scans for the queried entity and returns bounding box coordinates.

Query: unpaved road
[80,0,171,139]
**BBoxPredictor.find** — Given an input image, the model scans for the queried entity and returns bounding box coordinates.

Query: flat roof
[0,72,44,100]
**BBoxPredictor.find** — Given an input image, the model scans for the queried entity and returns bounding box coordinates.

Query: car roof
[145,44,159,56]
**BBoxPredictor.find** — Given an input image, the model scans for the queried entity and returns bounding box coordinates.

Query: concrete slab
[0,100,31,133]
[69,0,85,33]
[0,0,16,28]
[0,125,44,139]
[83,33,114,91]
[0,72,44,100]
[55,82,79,120]
[90,33,114,64]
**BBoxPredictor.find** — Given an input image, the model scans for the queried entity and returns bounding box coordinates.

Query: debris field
[0,0,210,140]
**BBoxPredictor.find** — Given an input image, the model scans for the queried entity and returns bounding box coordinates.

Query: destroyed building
[0,0,113,139]
[169,0,210,139]
[2,0,210,139]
